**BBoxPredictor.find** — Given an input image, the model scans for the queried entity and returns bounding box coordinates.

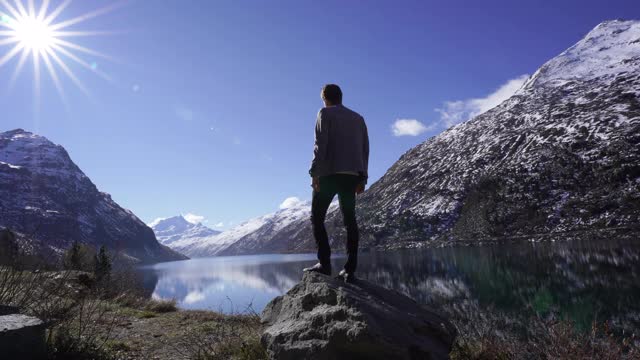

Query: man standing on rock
[304,84,369,282]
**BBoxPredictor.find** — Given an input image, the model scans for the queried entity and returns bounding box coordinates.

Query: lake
[140,238,640,333]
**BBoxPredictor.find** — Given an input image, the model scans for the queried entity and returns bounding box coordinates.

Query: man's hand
[356,183,365,195]
[312,176,320,192]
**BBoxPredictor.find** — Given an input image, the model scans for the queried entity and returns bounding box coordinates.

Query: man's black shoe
[303,263,331,276]
[337,269,356,283]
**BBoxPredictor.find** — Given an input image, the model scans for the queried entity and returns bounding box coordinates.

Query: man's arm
[356,118,369,194]
[309,109,329,190]
[363,119,369,183]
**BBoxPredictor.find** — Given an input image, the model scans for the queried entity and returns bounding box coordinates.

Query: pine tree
[64,241,82,270]
[0,228,19,267]
[93,245,112,281]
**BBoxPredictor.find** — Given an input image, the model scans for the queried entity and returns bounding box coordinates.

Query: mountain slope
[0,129,186,263]
[150,216,220,246]
[258,19,640,252]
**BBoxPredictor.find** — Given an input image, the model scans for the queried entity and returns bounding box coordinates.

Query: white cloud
[391,119,431,136]
[279,196,304,209]
[183,213,205,224]
[435,74,529,127]
[213,222,225,228]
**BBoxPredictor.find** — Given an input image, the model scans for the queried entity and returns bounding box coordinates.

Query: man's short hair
[321,84,342,104]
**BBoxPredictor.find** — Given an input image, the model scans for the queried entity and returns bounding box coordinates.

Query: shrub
[145,298,178,313]
[46,294,122,360]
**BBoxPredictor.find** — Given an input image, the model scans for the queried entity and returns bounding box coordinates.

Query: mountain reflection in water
[140,239,640,333]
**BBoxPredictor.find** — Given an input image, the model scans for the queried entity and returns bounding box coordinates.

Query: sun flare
[0,0,122,102]
[13,14,55,51]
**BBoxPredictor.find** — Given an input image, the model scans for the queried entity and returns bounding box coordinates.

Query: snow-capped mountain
[0,129,186,263]
[257,19,640,252]
[162,200,314,257]
[522,20,640,89]
[149,215,220,246]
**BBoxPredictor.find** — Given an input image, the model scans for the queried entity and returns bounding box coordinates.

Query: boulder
[0,314,46,359]
[261,272,456,360]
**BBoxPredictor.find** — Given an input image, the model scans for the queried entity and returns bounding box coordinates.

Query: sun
[13,14,55,51]
[0,0,123,102]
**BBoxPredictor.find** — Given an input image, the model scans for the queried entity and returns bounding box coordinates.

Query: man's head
[321,84,342,106]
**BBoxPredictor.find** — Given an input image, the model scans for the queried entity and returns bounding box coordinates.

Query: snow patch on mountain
[523,20,640,89]
[150,215,220,246]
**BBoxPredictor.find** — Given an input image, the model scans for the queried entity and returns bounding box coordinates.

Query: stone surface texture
[0,313,46,359]
[261,272,456,360]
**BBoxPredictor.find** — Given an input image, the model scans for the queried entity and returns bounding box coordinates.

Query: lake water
[140,238,640,333]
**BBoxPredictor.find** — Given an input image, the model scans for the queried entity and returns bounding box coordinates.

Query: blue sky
[1,0,637,229]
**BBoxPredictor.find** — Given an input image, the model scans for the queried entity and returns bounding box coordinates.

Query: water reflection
[140,239,640,332]
[139,253,330,312]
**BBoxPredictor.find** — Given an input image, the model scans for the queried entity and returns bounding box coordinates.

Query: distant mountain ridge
[149,216,220,246]
[152,201,316,257]
[0,129,186,263]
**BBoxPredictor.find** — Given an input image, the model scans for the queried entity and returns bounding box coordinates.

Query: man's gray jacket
[309,104,369,184]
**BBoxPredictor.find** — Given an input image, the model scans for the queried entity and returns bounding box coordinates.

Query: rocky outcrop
[261,272,456,360]
[0,314,46,359]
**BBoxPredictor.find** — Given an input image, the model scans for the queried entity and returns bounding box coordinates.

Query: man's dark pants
[311,174,360,273]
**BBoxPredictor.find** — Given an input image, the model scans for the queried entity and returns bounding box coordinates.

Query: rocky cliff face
[247,20,640,253]
[0,129,186,263]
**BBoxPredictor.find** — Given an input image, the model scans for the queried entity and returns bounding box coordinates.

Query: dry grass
[47,294,122,360]
[447,301,640,360]
[169,312,267,360]
[145,298,178,313]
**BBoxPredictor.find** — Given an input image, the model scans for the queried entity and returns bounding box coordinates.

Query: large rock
[0,314,46,359]
[261,272,456,360]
